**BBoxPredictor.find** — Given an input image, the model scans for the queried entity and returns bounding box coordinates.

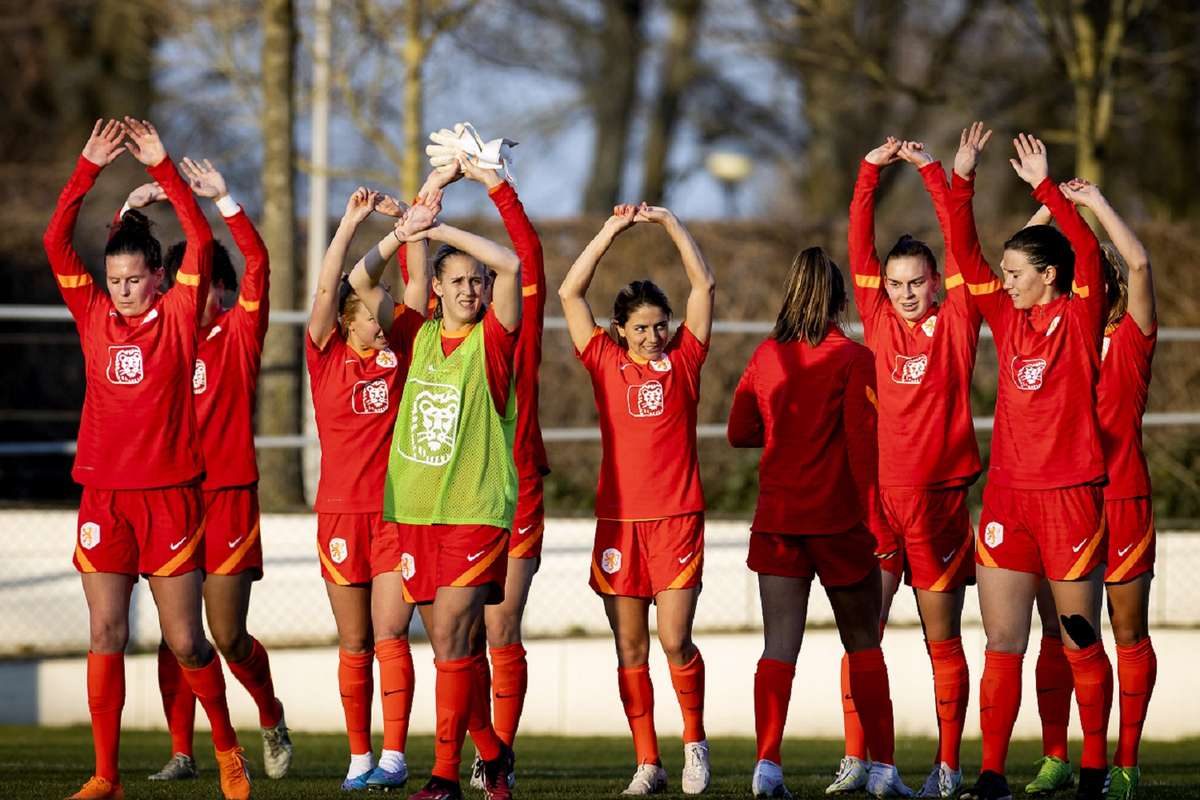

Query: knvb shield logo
[983,521,1004,549]
[400,552,416,580]
[600,547,622,574]
[376,348,398,369]
[329,537,349,564]
[79,522,101,551]
[106,345,144,384]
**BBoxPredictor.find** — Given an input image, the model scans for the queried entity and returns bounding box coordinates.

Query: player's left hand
[180,157,229,199]
[1009,132,1050,188]
[122,117,167,167]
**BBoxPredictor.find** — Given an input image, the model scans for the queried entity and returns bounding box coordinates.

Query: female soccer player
[559,203,715,796]
[307,186,431,790]
[380,151,523,800]
[117,159,291,783]
[949,125,1113,800]
[838,137,986,798]
[728,246,911,800]
[45,118,250,800]
[1023,180,1157,800]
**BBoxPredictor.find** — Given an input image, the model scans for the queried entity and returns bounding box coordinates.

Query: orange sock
[846,647,896,765]
[1114,638,1156,767]
[466,652,503,762]
[1064,641,1114,770]
[88,651,124,782]
[840,652,867,759]
[377,638,415,753]
[181,653,239,752]
[980,650,1023,774]
[668,650,706,743]
[338,649,374,755]
[226,637,281,728]
[754,658,795,764]
[433,656,476,782]
[157,643,195,757]
[618,665,659,765]
[1035,635,1072,760]
[928,637,969,770]
[489,643,528,746]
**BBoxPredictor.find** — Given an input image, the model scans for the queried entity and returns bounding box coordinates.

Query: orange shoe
[215,746,252,800]
[66,776,124,799]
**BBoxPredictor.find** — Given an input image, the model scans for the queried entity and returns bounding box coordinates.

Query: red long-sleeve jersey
[727,328,896,553]
[191,208,270,489]
[948,173,1106,490]
[849,159,986,489]
[45,155,213,490]
[1097,315,1156,499]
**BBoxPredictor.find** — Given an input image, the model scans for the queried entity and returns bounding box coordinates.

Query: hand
[126,182,166,209]
[343,186,379,225]
[864,137,902,166]
[953,121,993,179]
[395,198,440,238]
[1009,132,1049,187]
[420,163,462,201]
[179,157,228,199]
[1058,177,1103,208]
[122,117,167,167]
[375,194,409,219]
[81,119,126,167]
[456,152,502,189]
[603,204,639,235]
[633,202,677,226]
[898,140,934,168]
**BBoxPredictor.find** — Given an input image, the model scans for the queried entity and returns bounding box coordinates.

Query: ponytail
[105,210,162,271]
[771,247,845,346]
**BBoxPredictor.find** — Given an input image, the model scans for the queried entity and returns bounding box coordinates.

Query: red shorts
[203,487,263,579]
[508,475,545,560]
[1104,497,1155,584]
[747,526,878,587]
[317,511,397,586]
[74,485,205,578]
[880,487,975,591]
[977,483,1105,581]
[589,513,704,598]
[385,523,509,604]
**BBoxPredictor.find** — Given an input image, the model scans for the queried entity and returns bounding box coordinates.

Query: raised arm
[1062,179,1155,334]
[309,188,377,348]
[348,192,441,326]
[947,122,1006,327]
[726,357,764,448]
[849,138,901,324]
[558,205,637,352]
[844,351,897,558]
[635,204,716,343]
[411,219,522,330]
[44,120,125,322]
[488,177,544,329]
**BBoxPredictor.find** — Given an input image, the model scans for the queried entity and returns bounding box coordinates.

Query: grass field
[2,726,1198,799]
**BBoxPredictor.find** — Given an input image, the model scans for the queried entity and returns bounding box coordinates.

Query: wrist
[214,194,239,217]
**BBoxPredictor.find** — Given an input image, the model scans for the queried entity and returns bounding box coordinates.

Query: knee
[164,631,210,669]
[89,618,129,654]
[209,622,250,662]
[1108,615,1148,647]
[657,628,695,663]
[339,634,373,655]
[985,628,1028,654]
[615,635,649,668]
[486,612,521,649]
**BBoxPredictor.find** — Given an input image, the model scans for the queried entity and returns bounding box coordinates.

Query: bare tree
[641,0,704,205]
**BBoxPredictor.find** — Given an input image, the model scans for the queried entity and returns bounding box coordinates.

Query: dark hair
[609,280,672,345]
[1002,225,1074,294]
[164,240,237,292]
[1100,243,1129,329]
[105,210,162,272]
[431,243,486,322]
[336,274,365,339]
[884,234,938,277]
[771,246,846,346]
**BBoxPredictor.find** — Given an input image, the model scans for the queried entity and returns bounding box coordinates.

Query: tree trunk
[402,0,426,200]
[257,0,304,509]
[582,0,644,213]
[641,0,703,205]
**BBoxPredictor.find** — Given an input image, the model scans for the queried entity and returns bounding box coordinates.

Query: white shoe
[752,759,793,799]
[868,762,915,798]
[916,762,962,798]
[148,752,198,781]
[826,756,870,794]
[261,708,293,779]
[622,763,668,795]
[681,740,710,794]
[469,752,486,790]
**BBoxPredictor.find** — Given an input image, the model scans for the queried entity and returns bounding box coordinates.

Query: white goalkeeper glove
[425,122,518,185]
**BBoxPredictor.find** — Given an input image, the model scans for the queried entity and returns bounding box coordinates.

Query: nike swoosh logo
[518,525,533,535]
[678,552,692,564]
[1072,538,1089,553]
[228,536,244,549]
[1117,543,1133,557]
[467,550,486,562]
[169,537,187,551]
[941,547,957,563]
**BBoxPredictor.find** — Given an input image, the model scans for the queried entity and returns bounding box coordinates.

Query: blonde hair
[771,246,846,346]
[1101,243,1129,329]
[337,275,364,339]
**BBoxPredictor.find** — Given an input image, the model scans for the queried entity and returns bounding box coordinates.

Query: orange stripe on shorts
[509,522,544,558]
[153,519,206,577]
[667,552,703,590]
[929,526,973,592]
[212,519,261,576]
[318,544,351,586]
[1105,514,1155,584]
[975,528,999,569]
[1063,516,1107,581]
[451,536,508,587]
[591,557,616,594]
[74,543,98,573]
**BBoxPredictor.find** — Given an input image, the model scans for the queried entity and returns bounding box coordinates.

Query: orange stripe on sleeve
[967,279,1001,295]
[865,386,878,410]
[237,297,260,312]
[1071,281,1090,299]
[854,274,881,289]
[943,273,964,290]
[56,273,93,288]
[522,284,538,297]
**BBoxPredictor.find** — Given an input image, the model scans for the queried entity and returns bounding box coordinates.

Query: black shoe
[1075,767,1108,799]
[407,775,463,800]
[482,743,515,799]
[961,770,1013,800]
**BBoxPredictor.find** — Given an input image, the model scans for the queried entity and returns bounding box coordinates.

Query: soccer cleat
[868,762,915,798]
[1105,766,1139,799]
[1026,756,1074,794]
[147,752,198,781]
[482,742,516,799]
[341,771,372,791]
[407,775,464,800]
[1075,767,1108,800]
[826,756,870,794]
[622,763,668,795]
[469,753,486,790]
[681,740,711,794]
[916,762,963,798]
[752,759,793,799]
[960,770,1013,800]
[261,710,293,779]
[67,776,125,799]
[366,763,409,791]
[215,745,252,800]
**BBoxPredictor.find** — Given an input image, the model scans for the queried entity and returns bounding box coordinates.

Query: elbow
[1126,254,1151,274]
[697,272,716,295]
[557,283,577,302]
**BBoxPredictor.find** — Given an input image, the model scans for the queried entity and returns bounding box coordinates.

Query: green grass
[1,726,1197,798]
